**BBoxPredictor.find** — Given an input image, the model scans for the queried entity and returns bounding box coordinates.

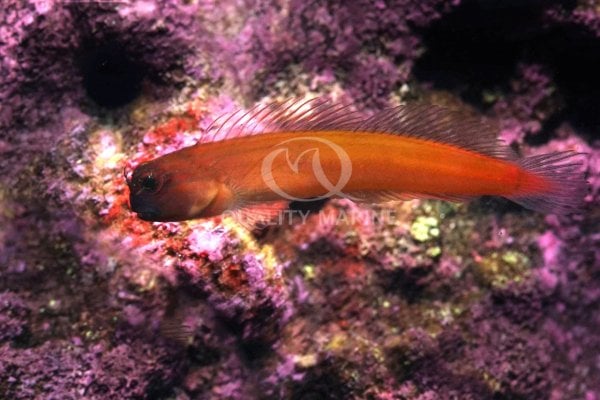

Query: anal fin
[353,190,473,205]
[227,201,288,230]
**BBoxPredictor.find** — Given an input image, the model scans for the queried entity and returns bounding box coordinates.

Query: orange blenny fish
[126,98,587,222]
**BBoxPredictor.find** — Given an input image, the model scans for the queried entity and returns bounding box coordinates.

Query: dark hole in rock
[413,0,600,137]
[548,29,600,136]
[414,0,557,104]
[79,41,145,108]
[378,266,430,303]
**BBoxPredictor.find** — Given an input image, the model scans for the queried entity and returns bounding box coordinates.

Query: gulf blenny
[127,98,587,222]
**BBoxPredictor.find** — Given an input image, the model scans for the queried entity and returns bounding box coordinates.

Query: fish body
[127,99,587,222]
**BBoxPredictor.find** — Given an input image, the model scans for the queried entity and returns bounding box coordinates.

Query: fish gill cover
[0,0,598,399]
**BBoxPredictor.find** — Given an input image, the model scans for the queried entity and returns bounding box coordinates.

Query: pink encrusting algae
[102,98,291,349]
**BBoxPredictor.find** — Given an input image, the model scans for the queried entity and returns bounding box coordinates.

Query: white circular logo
[261,136,354,201]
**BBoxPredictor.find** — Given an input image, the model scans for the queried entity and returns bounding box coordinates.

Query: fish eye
[140,174,160,193]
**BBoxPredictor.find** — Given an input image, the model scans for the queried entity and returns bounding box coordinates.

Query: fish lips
[137,210,161,221]
[130,196,161,221]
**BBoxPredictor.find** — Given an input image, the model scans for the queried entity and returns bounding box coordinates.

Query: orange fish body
[127,99,586,222]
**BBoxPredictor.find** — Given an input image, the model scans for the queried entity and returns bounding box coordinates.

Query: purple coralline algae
[1,0,599,399]
[230,0,460,106]
[0,339,185,399]
[494,63,559,144]
[0,292,30,343]
[0,0,211,131]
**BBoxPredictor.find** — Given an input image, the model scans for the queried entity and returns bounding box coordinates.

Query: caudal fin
[508,151,588,214]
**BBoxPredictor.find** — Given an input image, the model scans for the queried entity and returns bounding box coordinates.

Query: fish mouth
[137,209,160,221]
[130,195,161,221]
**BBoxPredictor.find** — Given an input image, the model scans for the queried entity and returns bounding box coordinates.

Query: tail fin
[508,151,588,214]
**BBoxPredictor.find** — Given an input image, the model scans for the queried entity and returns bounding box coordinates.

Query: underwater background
[0,0,599,399]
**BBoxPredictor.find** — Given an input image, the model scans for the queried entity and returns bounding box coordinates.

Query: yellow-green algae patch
[474,250,531,288]
[410,216,440,242]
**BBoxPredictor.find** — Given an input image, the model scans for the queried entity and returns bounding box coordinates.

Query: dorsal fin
[356,104,514,159]
[199,97,514,160]
[199,97,365,144]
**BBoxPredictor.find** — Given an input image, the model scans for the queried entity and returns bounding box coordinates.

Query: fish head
[127,157,226,222]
